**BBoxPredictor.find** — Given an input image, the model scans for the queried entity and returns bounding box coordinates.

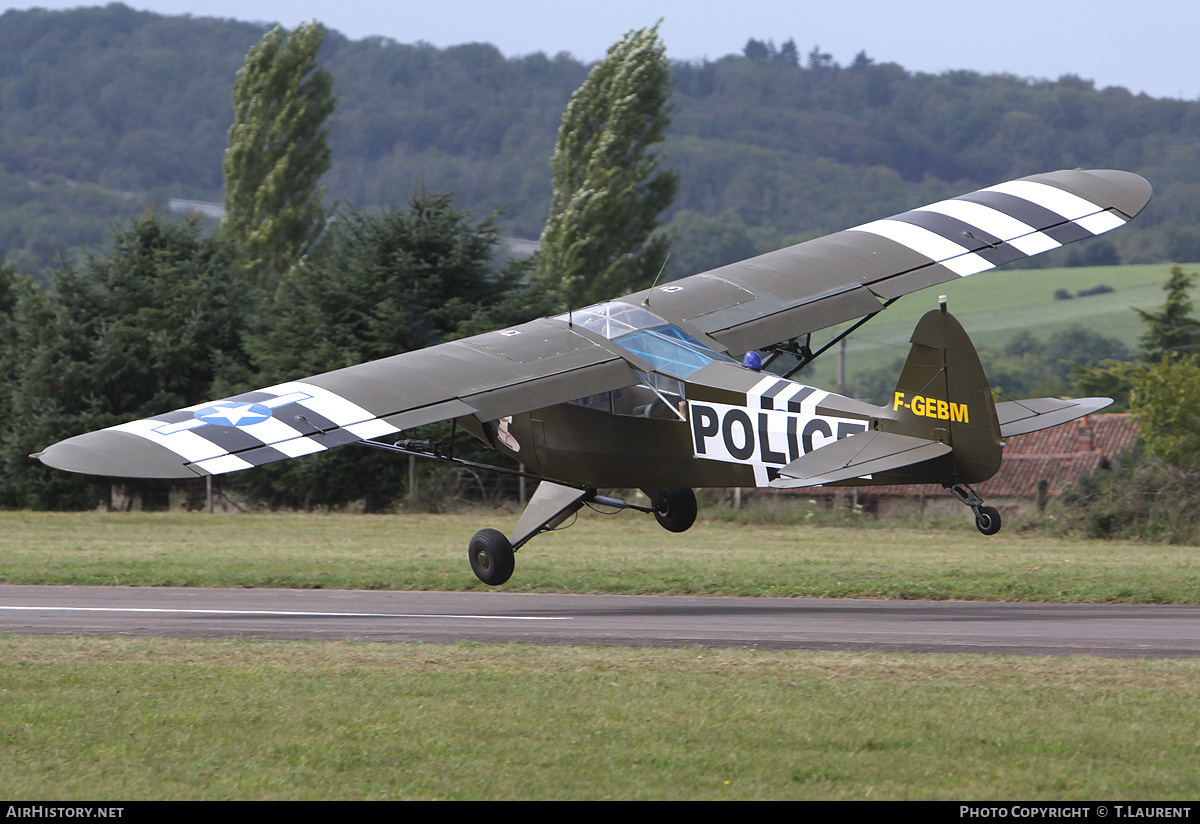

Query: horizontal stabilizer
[769,430,951,488]
[996,397,1113,438]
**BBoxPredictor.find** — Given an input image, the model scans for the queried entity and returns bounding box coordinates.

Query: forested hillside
[2,4,1198,278]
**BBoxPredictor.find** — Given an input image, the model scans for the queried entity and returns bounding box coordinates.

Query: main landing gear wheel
[651,487,698,533]
[974,505,1002,536]
[468,528,515,586]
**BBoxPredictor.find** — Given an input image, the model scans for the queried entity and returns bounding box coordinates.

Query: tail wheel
[975,505,1002,536]
[652,487,698,533]
[469,528,515,586]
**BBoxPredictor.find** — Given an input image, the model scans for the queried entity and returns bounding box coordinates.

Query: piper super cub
[36,169,1152,585]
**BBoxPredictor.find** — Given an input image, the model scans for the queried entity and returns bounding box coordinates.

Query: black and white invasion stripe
[748,375,825,415]
[848,178,1127,276]
[744,375,828,486]
[112,380,400,475]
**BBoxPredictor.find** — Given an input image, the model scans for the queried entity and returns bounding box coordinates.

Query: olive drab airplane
[36,169,1153,585]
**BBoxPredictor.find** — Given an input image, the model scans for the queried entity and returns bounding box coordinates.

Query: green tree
[249,191,524,373]
[535,23,678,309]
[2,213,245,509]
[0,263,22,484]
[1130,354,1200,467]
[236,190,526,511]
[221,21,336,288]
[1134,265,1200,360]
[1062,271,1200,542]
[665,209,759,279]
[1074,267,1200,410]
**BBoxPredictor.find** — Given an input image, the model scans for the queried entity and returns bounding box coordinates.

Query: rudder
[885,301,1002,484]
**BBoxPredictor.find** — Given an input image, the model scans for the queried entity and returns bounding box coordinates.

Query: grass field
[4,509,1199,799]
[798,262,1185,392]
[2,508,1199,602]
[2,636,1199,800]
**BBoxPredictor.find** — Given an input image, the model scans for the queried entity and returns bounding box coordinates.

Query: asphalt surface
[2,584,1199,657]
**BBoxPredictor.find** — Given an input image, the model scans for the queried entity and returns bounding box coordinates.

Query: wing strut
[357,437,544,484]
[763,297,898,378]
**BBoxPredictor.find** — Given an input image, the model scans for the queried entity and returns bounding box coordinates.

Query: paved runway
[2,584,1199,657]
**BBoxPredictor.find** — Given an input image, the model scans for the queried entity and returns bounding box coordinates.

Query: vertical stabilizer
[885,302,1002,484]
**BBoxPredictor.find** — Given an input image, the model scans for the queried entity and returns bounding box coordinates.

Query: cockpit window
[570,372,687,420]
[612,326,733,379]
[556,301,664,340]
[557,299,734,380]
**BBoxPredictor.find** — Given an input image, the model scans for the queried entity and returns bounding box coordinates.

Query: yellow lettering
[901,392,971,423]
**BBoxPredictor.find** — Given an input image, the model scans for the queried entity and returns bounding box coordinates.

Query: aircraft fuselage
[482,363,892,489]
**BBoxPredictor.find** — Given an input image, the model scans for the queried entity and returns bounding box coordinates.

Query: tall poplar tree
[221,21,336,288]
[535,23,678,308]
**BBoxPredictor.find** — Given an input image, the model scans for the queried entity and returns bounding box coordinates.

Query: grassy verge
[2,636,1197,800]
[0,509,1196,602]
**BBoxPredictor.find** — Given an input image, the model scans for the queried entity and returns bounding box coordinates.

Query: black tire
[468,528,515,586]
[975,505,1002,536]
[652,487,698,533]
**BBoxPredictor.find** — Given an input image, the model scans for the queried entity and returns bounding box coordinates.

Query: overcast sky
[7,1,1199,100]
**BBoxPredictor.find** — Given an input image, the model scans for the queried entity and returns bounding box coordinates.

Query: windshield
[556,301,665,339]
[557,300,733,379]
[613,325,733,379]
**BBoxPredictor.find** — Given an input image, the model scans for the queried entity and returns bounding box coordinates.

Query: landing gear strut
[466,482,696,585]
[947,483,1002,536]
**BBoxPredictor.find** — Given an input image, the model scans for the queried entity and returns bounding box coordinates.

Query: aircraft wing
[630,169,1152,355]
[35,317,646,479]
[37,169,1149,481]
[768,430,952,488]
[995,396,1114,438]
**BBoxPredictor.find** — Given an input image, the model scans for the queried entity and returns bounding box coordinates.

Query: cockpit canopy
[558,302,734,379]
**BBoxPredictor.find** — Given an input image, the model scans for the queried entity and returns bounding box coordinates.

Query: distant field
[797,262,1188,392]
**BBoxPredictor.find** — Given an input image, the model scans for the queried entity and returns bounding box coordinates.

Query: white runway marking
[0,605,569,621]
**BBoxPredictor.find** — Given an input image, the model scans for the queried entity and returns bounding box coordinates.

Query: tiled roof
[982,413,1140,497]
[777,414,1140,499]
